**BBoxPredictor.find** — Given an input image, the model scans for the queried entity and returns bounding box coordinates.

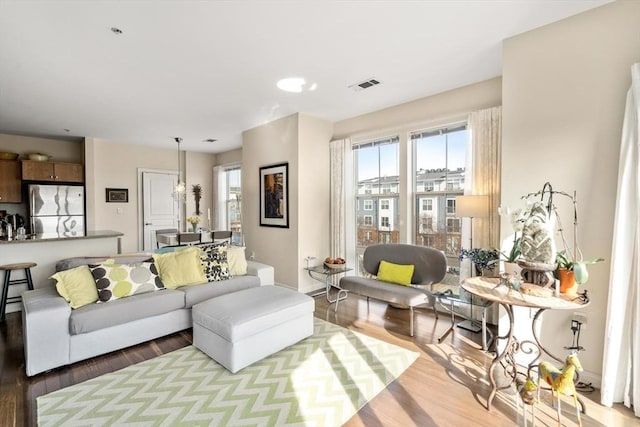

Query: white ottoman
[192,285,315,373]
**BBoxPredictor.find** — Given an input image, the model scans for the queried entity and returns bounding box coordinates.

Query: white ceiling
[0,0,610,153]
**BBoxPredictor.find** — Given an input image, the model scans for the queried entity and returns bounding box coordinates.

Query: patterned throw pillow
[89,261,165,303]
[199,242,230,282]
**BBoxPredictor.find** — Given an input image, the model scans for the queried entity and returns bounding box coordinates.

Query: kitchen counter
[0,230,123,244]
[0,230,125,316]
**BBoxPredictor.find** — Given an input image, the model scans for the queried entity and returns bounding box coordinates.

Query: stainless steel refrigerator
[28,184,85,237]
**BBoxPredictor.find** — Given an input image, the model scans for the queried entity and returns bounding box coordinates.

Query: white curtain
[601,63,640,417]
[469,106,502,249]
[212,165,225,231]
[330,139,348,261]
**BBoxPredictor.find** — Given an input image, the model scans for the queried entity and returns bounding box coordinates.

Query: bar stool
[0,262,36,322]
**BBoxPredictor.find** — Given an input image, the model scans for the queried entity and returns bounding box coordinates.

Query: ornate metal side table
[461,276,589,411]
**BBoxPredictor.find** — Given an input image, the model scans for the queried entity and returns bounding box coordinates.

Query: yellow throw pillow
[152,246,207,289]
[227,245,248,276]
[51,265,99,309]
[376,260,415,286]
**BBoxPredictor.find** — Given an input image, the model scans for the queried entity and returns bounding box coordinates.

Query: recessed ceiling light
[110,27,123,35]
[277,77,317,93]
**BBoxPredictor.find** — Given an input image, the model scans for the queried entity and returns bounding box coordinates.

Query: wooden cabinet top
[22,160,84,183]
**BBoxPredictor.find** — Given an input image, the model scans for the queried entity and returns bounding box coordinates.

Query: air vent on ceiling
[349,78,381,92]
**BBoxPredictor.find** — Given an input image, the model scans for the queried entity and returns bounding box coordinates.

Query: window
[447,218,461,233]
[412,123,468,269]
[446,198,456,215]
[216,164,242,245]
[353,136,399,272]
[422,217,433,232]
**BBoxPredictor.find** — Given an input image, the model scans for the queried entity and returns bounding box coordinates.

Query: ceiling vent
[349,78,381,92]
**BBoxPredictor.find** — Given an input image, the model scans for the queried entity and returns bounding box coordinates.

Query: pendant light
[174,137,186,197]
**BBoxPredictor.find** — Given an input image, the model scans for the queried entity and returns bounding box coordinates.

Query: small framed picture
[259,162,289,228]
[106,188,128,203]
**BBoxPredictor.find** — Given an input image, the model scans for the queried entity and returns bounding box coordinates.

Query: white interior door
[142,172,178,251]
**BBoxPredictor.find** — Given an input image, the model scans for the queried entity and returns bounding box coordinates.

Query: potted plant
[186,216,201,233]
[459,248,500,277]
[556,250,604,295]
[500,236,522,276]
[520,183,604,294]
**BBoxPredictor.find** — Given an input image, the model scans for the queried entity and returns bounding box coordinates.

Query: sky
[356,129,468,181]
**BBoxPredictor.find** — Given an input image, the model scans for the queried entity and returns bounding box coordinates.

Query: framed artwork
[106,188,129,203]
[259,162,289,228]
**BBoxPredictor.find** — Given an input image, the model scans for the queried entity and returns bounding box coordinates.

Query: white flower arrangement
[186,216,201,225]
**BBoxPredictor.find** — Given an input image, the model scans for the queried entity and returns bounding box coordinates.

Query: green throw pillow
[376,260,415,286]
[51,265,99,309]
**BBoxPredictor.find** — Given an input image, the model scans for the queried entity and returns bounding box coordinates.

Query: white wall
[297,114,333,293]
[243,114,299,287]
[85,138,215,253]
[502,0,640,383]
[186,151,217,229]
[333,77,502,139]
[0,133,83,163]
[242,113,332,291]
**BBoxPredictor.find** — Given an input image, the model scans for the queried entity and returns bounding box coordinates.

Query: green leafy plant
[459,248,499,271]
[499,236,522,263]
[556,251,604,284]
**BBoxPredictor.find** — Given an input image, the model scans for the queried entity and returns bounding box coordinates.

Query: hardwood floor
[0,291,636,426]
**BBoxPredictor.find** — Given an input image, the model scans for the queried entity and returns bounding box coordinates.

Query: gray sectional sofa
[22,254,274,376]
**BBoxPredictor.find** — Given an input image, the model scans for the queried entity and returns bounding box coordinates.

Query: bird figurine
[516,376,539,427]
[539,352,583,427]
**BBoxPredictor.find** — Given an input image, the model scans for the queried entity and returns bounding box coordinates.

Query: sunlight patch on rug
[38,318,418,427]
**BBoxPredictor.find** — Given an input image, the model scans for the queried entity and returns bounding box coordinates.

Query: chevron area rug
[37,318,418,426]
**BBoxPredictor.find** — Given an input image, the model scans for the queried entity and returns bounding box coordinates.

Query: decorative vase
[503,262,522,278]
[558,269,578,295]
[191,223,198,233]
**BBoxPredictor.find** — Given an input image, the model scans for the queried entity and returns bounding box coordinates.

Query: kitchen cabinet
[0,160,22,203]
[22,160,84,183]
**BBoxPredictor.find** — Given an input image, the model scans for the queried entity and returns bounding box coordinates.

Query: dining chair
[211,230,232,242]
[177,232,202,246]
[156,228,178,248]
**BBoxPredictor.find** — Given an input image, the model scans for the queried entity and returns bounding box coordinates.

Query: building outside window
[353,136,400,275]
[413,124,467,274]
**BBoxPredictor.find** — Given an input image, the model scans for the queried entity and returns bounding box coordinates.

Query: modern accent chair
[338,243,447,336]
